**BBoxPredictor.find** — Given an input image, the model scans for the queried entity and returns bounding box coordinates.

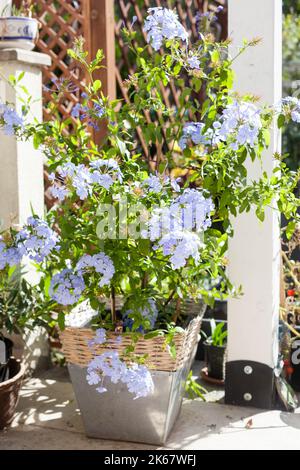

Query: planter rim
[61,314,204,371]
[0,358,26,389]
[0,17,37,21]
[203,340,227,350]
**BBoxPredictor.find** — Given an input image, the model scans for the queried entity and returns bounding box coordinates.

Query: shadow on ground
[0,366,299,450]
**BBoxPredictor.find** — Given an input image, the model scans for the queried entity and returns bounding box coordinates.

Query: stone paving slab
[0,367,300,450]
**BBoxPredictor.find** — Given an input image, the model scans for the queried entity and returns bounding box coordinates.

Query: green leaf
[58,312,65,331]
[93,80,101,92]
[286,220,296,239]
[277,114,285,129]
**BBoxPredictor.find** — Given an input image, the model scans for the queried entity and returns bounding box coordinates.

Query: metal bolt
[244,365,253,375]
[244,393,252,401]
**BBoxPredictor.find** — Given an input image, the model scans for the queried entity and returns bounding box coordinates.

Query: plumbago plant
[0,7,300,398]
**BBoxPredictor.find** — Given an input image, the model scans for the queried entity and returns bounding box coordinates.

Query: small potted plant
[203,320,227,383]
[0,266,32,429]
[0,250,52,429]
[0,0,38,51]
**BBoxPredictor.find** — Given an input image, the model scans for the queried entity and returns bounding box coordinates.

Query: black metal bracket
[225,360,276,409]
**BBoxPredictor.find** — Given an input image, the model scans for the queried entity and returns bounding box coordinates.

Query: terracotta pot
[0,357,25,430]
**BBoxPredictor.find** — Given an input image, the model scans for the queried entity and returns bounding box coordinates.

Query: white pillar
[0,49,51,374]
[0,49,50,230]
[226,0,282,408]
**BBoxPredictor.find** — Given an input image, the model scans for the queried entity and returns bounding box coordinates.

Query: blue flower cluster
[148,188,214,269]
[48,252,114,306]
[86,350,154,399]
[179,122,213,150]
[0,103,24,135]
[76,252,115,287]
[176,188,214,231]
[155,230,202,269]
[0,238,22,270]
[142,175,163,194]
[49,159,123,201]
[179,101,262,151]
[16,216,60,263]
[49,269,86,306]
[187,54,200,70]
[123,299,158,332]
[71,98,105,130]
[280,97,300,123]
[88,327,107,349]
[214,101,262,150]
[0,217,60,270]
[143,7,188,51]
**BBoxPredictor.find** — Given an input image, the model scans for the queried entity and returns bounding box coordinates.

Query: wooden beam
[90,0,116,100]
[88,0,116,143]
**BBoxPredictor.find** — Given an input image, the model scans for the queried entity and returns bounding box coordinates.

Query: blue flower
[176,188,214,231]
[90,172,114,190]
[0,103,24,135]
[0,238,22,270]
[214,101,262,149]
[71,103,81,119]
[87,350,154,399]
[147,188,214,269]
[90,158,123,183]
[187,55,200,70]
[179,122,213,150]
[142,175,163,194]
[50,184,70,202]
[280,97,300,123]
[16,216,60,263]
[50,159,121,202]
[76,253,115,287]
[71,100,106,128]
[49,269,85,305]
[86,370,101,385]
[122,363,154,399]
[123,299,158,332]
[88,328,107,349]
[162,231,202,269]
[143,7,188,51]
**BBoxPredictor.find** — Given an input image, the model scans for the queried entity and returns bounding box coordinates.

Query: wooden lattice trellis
[13,0,228,207]
[34,0,89,120]
[115,0,228,161]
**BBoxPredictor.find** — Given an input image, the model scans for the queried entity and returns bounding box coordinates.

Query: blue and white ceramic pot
[0,17,39,51]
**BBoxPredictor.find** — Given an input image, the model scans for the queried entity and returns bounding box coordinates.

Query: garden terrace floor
[0,363,300,450]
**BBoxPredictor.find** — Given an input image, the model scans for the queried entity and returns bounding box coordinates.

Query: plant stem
[172,298,181,324]
[282,250,300,289]
[141,272,148,290]
[111,286,117,325]
[164,290,176,308]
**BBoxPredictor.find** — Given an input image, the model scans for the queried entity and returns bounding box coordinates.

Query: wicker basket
[0,358,26,430]
[61,314,203,372]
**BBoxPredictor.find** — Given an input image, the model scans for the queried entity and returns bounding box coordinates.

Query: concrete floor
[1,365,300,450]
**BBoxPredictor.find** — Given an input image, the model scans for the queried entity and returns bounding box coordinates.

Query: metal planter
[68,344,197,445]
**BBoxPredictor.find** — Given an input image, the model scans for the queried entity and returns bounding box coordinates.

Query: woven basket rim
[0,357,26,390]
[61,315,203,371]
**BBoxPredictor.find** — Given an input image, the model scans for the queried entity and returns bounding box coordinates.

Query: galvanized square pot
[62,302,206,445]
[68,343,197,445]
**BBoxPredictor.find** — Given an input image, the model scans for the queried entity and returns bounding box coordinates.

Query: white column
[226,0,282,408]
[0,49,51,230]
[0,49,51,374]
